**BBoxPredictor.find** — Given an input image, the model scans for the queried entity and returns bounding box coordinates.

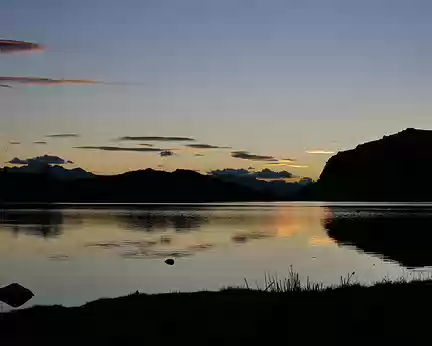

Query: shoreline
[3,278,432,344]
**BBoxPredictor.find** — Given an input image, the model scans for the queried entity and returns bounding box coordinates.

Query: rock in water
[0,283,34,307]
[165,258,175,266]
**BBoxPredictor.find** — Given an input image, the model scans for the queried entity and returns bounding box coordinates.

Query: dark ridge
[0,167,273,203]
[317,128,432,201]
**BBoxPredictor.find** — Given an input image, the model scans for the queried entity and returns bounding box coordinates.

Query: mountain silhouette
[318,128,432,201]
[5,162,93,180]
[0,167,273,203]
[209,174,306,199]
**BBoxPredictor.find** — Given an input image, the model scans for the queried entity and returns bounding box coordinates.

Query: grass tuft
[239,267,432,293]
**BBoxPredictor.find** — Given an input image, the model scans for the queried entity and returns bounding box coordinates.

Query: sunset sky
[2,0,432,178]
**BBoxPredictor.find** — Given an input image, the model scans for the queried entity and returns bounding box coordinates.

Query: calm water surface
[0,202,431,308]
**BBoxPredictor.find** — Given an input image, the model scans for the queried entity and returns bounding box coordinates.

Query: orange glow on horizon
[305,150,335,154]
[265,163,309,168]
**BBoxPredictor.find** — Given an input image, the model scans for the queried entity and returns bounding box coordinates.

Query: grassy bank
[3,274,432,344]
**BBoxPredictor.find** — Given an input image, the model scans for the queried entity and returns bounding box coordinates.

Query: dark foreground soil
[3,281,432,345]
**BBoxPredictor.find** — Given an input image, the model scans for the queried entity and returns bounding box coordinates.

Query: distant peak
[377,128,432,142]
[398,128,431,135]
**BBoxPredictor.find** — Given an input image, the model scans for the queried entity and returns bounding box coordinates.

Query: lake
[1,202,431,308]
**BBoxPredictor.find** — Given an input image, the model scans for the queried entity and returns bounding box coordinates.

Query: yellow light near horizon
[277,159,295,163]
[265,163,308,168]
[305,150,335,154]
[308,236,335,246]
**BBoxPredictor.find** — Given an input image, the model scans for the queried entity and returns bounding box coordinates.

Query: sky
[2,0,432,178]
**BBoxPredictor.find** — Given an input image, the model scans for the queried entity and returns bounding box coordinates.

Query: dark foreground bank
[3,280,432,345]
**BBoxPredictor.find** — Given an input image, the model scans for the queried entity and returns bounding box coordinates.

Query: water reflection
[324,207,432,268]
[118,211,207,232]
[5,205,431,269]
[0,204,415,307]
[0,206,333,260]
[0,210,64,238]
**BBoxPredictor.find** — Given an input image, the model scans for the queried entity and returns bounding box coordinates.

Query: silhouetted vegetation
[3,276,432,344]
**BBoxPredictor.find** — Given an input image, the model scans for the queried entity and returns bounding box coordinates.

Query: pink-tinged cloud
[306,149,335,154]
[0,40,44,54]
[74,146,163,152]
[0,77,99,87]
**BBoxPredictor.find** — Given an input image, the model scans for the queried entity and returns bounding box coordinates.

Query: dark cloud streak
[0,40,44,54]
[231,151,277,162]
[160,150,175,157]
[186,144,231,149]
[46,133,80,138]
[119,136,195,142]
[74,146,163,152]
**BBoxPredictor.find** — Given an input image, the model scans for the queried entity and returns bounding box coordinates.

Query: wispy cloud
[119,136,195,142]
[8,155,73,165]
[46,133,80,138]
[231,151,277,162]
[285,164,309,168]
[186,144,231,149]
[306,149,335,154]
[0,40,44,54]
[74,146,163,152]
[0,77,101,87]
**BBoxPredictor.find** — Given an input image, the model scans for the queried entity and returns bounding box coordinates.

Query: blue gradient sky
[2,0,432,177]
